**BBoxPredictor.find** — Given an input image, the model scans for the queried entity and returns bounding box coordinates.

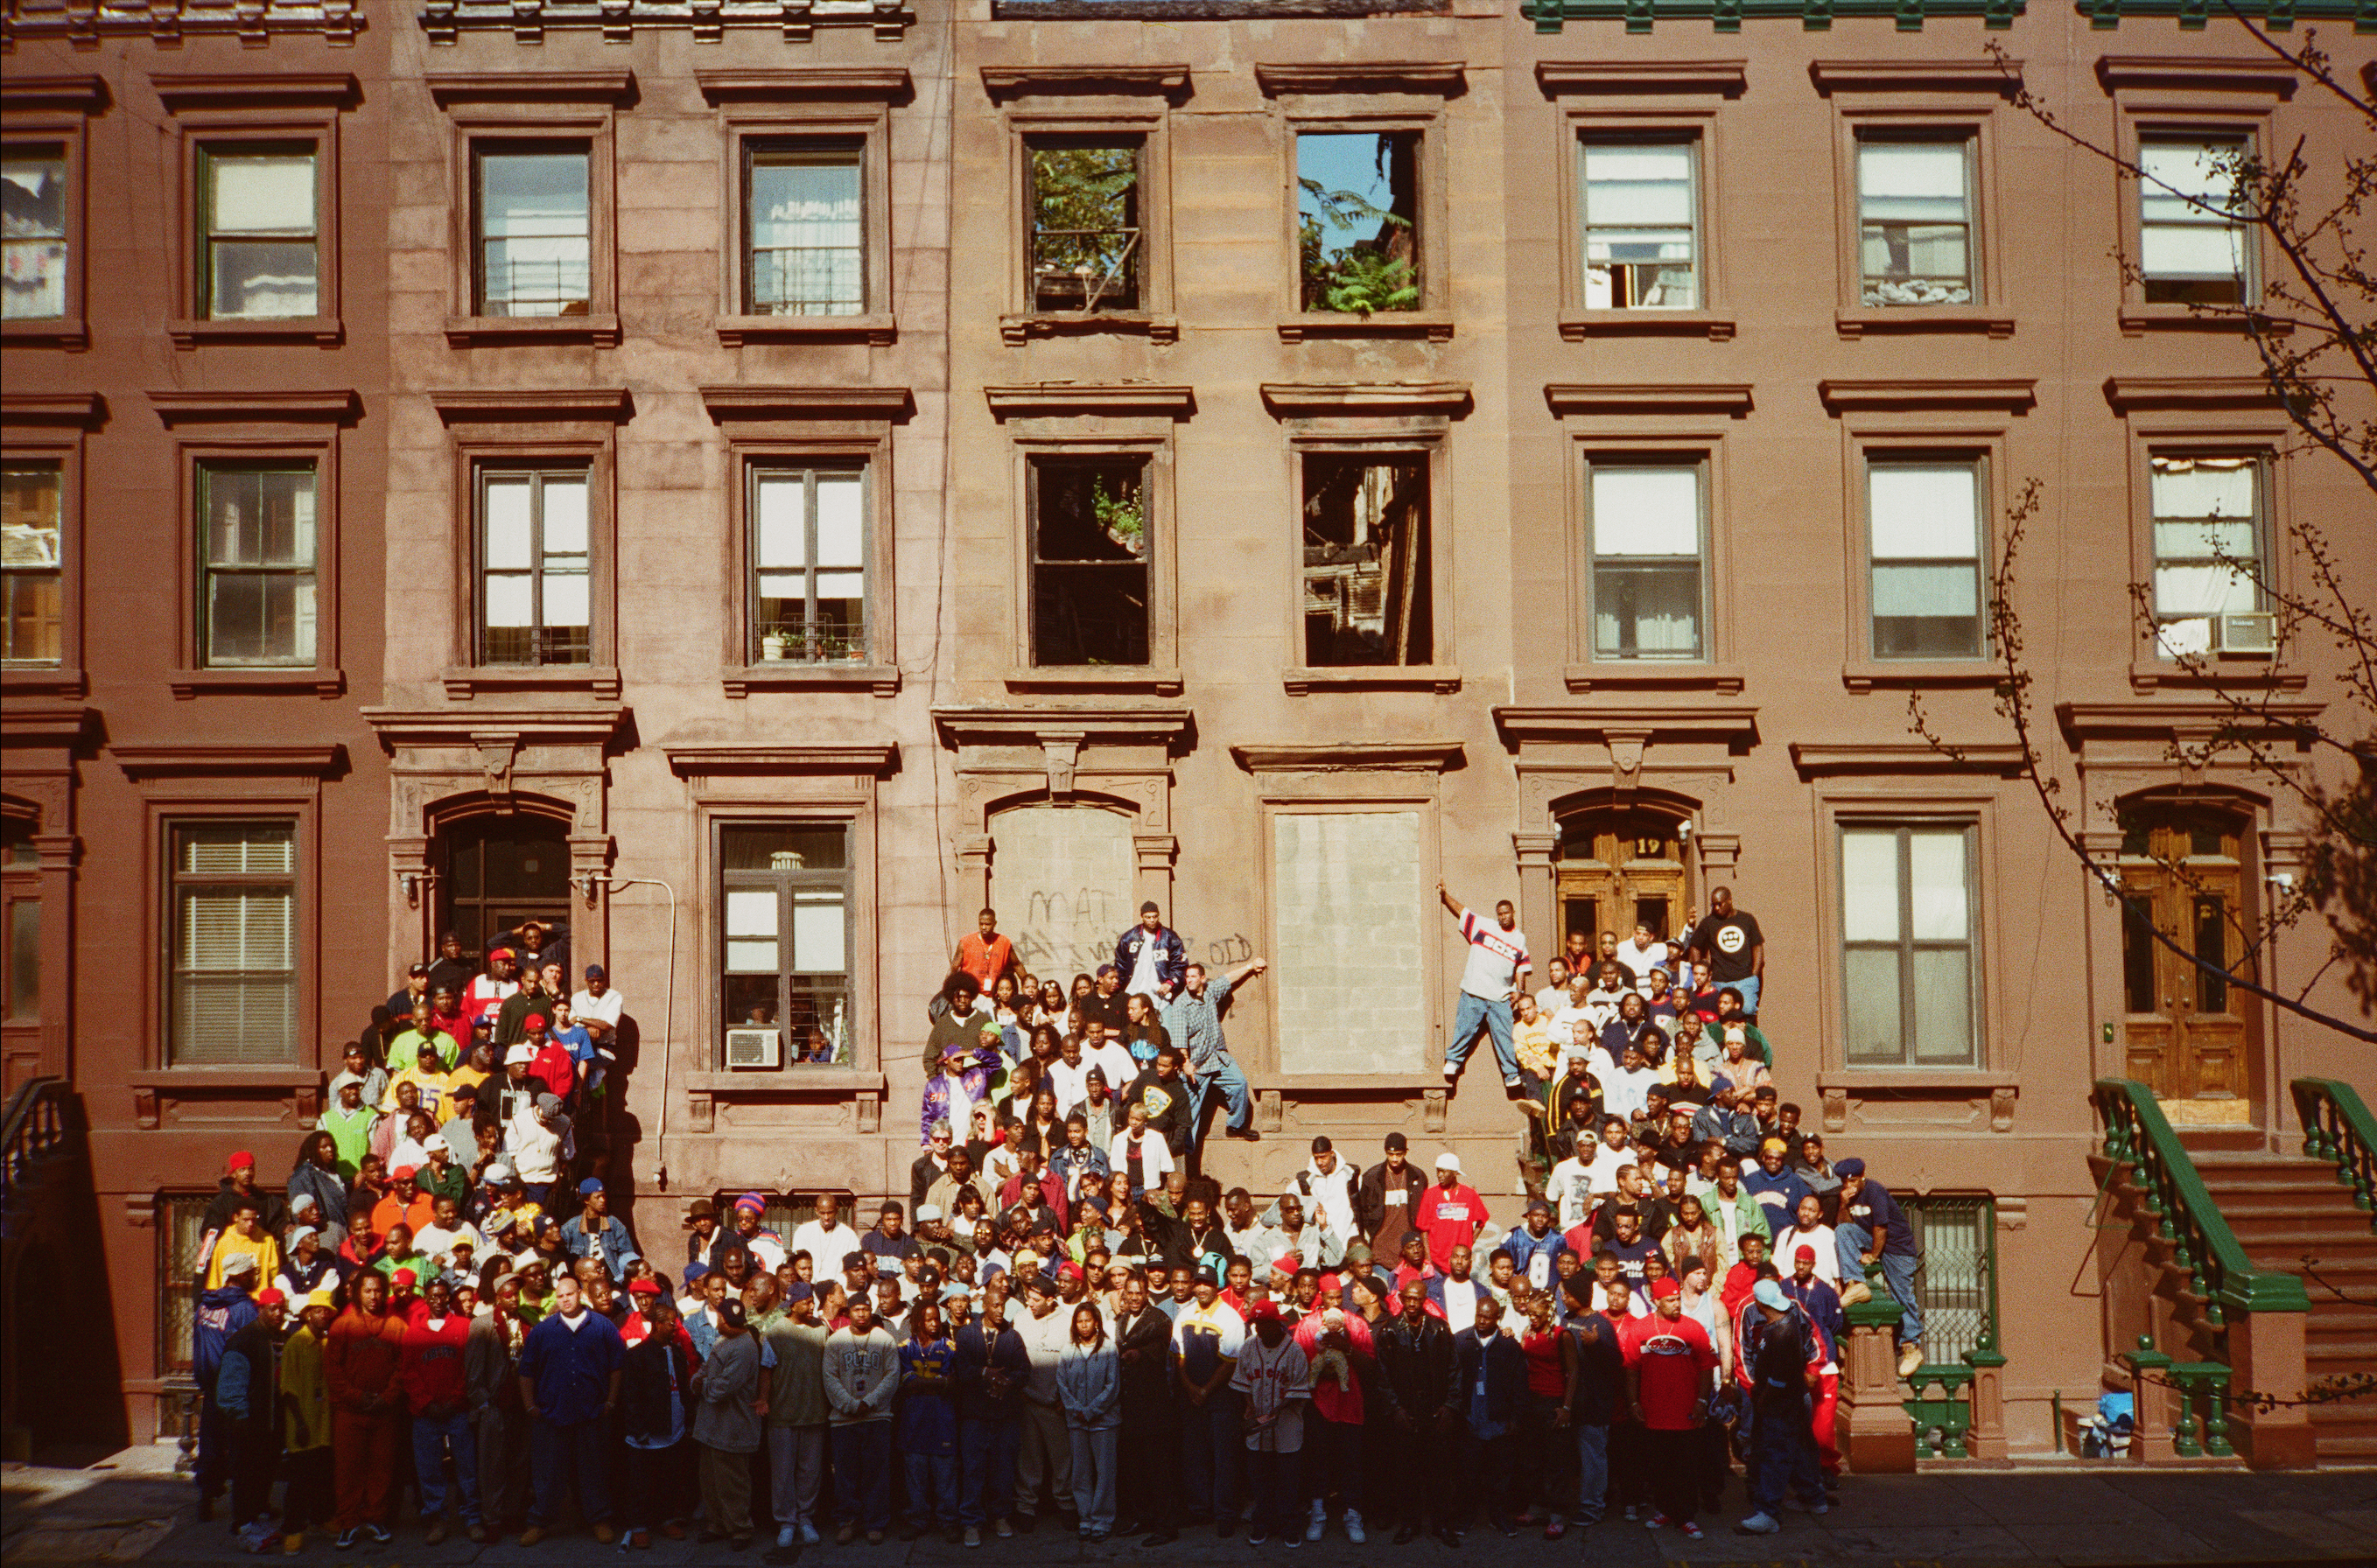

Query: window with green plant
[1301,453,1430,666]
[1298,131,1421,315]
[1030,457,1149,667]
[1027,138,1142,313]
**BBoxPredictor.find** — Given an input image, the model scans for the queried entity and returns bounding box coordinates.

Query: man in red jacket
[1420,1153,1489,1269]
[325,1270,407,1549]
[401,1275,487,1543]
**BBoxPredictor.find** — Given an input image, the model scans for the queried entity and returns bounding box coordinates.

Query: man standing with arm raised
[1438,883,1531,1091]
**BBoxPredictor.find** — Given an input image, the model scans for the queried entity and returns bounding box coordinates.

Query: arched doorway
[1553,806,1688,965]
[2115,797,2257,1109]
[438,811,573,958]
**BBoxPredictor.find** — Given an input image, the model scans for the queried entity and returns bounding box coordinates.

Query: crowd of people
[183,894,1932,1554]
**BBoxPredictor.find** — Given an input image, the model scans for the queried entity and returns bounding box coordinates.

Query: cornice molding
[1260,382,1472,417]
[428,388,634,424]
[2056,699,2324,747]
[111,744,346,778]
[664,743,899,777]
[1231,740,1464,773]
[2094,56,2296,98]
[932,705,1192,752]
[0,75,110,113]
[1788,742,2026,780]
[1819,379,2037,414]
[361,706,630,748]
[1535,60,1746,97]
[0,704,95,748]
[1493,705,1760,746]
[1809,60,2022,97]
[984,385,1196,420]
[2100,376,2282,413]
[699,386,914,422]
[148,389,360,426]
[1254,61,1466,97]
[1,393,107,429]
[150,73,361,109]
[979,66,1192,102]
[697,66,912,102]
[425,71,638,107]
[1546,383,1752,417]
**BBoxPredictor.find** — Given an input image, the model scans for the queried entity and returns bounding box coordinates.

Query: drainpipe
[584,874,678,1191]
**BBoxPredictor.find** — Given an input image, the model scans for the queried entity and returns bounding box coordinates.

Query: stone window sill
[1006,666,1184,696]
[1841,662,2000,694]
[1,318,88,349]
[717,314,896,347]
[1564,662,1744,695]
[999,312,1179,346]
[170,667,346,699]
[169,316,343,349]
[724,663,900,698]
[2119,304,2291,337]
[1836,307,2014,340]
[681,1069,887,1097]
[1560,311,1735,342]
[1284,665,1460,695]
[445,314,622,348]
[443,665,621,700]
[1279,312,1453,344]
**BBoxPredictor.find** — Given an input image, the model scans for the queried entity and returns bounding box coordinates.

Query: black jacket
[1113,1306,1176,1418]
[1565,1314,1628,1425]
[621,1332,697,1446]
[1355,1160,1427,1240]
[203,1177,288,1240]
[952,1320,1032,1422]
[1373,1312,1456,1424]
[1453,1328,1529,1432]
[1124,1068,1195,1158]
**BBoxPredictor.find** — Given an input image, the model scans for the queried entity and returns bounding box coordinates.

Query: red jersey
[1420,1182,1490,1267]
[1619,1311,1717,1431]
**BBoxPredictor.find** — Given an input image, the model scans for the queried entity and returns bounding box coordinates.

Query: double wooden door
[1556,811,1687,956]
[2119,813,2252,1104]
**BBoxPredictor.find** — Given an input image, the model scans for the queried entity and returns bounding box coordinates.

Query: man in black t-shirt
[1686,888,1764,1018]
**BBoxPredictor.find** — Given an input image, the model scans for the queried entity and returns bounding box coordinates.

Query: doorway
[2118,804,2254,1110]
[1,817,41,1096]
[1555,808,1687,964]
[440,814,572,959]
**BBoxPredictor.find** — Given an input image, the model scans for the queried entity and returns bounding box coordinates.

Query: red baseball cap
[392,1269,417,1287]
[491,948,515,961]
[524,1014,549,1032]
[227,1151,255,1172]
[1056,1261,1086,1282]
[1794,1245,1817,1262]
[628,1278,662,1298]
[1649,1277,1682,1301]
[256,1288,288,1307]
[1248,1300,1285,1324]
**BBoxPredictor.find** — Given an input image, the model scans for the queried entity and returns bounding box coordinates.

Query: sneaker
[964,1527,982,1548]
[628,1531,652,1550]
[1306,1502,1326,1543]
[995,1517,1013,1540]
[516,1526,546,1547]
[802,1522,822,1544]
[1283,1534,1301,1550]
[1735,1512,1781,1536]
[867,1530,886,1545]
[1785,1496,1830,1516]
[1248,1530,1269,1546]
[425,1521,447,1545]
[1542,1517,1566,1541]
[1225,1127,1262,1141]
[838,1523,857,1545]
[1623,1505,1637,1522]
[593,1524,617,1545]
[466,1522,489,1543]
[1837,1280,1872,1306]
[1644,1512,1671,1530]
[1898,1343,1925,1378]
[334,1530,361,1552]
[361,1524,391,1544]
[1343,1510,1365,1544]
[282,1532,304,1555]
[1494,1517,1519,1539]
[1681,1522,1703,1540]
[1443,1063,1461,1084]
[778,1526,798,1549]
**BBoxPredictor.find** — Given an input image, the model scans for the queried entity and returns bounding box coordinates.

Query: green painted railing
[2092,1078,2312,1324]
[2290,1077,2377,1233]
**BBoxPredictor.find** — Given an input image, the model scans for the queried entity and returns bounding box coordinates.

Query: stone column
[2227,1307,2317,1469]
[954,836,991,925]
[1837,1284,1916,1473]
[1965,1349,2009,1460]
[1512,831,1557,962]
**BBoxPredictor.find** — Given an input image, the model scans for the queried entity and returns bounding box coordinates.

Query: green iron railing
[2115,1335,2238,1457]
[2093,1078,2312,1324]
[2290,1077,2377,1232]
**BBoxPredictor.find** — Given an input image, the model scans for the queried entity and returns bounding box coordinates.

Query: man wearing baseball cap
[466,947,519,1035]
[1420,1152,1488,1268]
[1619,1276,1718,1539]
[562,1177,641,1279]
[215,1286,290,1536]
[1113,900,1187,1002]
[1170,1265,1244,1536]
[1231,1299,1311,1546]
[1735,1278,1826,1534]
[1834,1158,1925,1378]
[277,1289,340,1550]
[1780,1245,1846,1485]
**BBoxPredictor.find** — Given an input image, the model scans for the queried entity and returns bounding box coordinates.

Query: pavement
[5,1446,2375,1568]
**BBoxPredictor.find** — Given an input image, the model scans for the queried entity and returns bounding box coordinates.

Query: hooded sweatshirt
[399,1312,472,1416]
[193,1284,258,1389]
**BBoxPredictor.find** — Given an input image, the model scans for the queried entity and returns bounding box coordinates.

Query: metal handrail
[2092,1077,2310,1322]
[2289,1077,2377,1230]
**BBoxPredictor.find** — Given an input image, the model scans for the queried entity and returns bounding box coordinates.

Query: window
[719,823,852,1068]
[746,143,864,317]
[1901,1193,1996,1368]
[477,467,590,667]
[1859,140,1974,306]
[1588,464,1705,660]
[1029,457,1149,667]
[1301,453,1430,667]
[2,148,68,321]
[197,144,319,320]
[1841,823,1980,1067]
[2149,455,2263,658]
[2,461,63,666]
[748,463,867,664]
[159,1192,213,1374]
[1298,131,1420,314]
[1868,460,1983,659]
[199,462,317,668]
[1028,137,1142,313]
[167,822,297,1065]
[1580,140,1697,310]
[474,147,591,317]
[2139,139,2250,306]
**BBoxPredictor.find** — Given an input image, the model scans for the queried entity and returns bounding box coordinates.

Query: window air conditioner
[2214,612,2276,655]
[725,1028,782,1069]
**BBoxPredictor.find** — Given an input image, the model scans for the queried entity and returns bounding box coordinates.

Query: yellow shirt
[382,1062,455,1117]
[206,1229,282,1292]
[280,1322,331,1451]
[1513,1018,1559,1082]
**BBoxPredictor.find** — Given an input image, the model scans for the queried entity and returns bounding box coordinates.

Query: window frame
[0,126,85,345]
[1551,95,1731,341]
[1581,452,1714,666]
[712,817,859,1071]
[740,458,873,668]
[1860,450,1992,664]
[1006,430,1179,689]
[193,456,324,671]
[1279,107,1449,342]
[442,424,619,696]
[1831,108,2009,339]
[170,425,343,696]
[742,137,869,318]
[2107,81,2277,334]
[1003,108,1174,343]
[194,140,325,328]
[1836,820,1984,1070]
[0,425,81,689]
[1558,424,1738,693]
[471,460,599,672]
[2121,423,2293,686]
[706,80,901,347]
[442,109,619,347]
[1026,450,1158,671]
[2145,449,2270,660]
[164,101,346,348]
[1577,134,1705,316]
[1834,416,2011,690]
[161,815,303,1068]
[2132,132,2256,308]
[1281,430,1458,691]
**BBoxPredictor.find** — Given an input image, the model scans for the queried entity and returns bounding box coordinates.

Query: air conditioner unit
[725,1028,782,1069]
[2214,612,2277,655]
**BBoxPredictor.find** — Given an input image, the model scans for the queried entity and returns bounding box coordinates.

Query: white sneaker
[1306,1503,1325,1543]
[777,1526,798,1550]
[1343,1511,1365,1544]
[1735,1512,1781,1536]
[800,1522,821,1544]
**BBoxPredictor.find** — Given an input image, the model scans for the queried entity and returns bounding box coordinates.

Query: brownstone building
[4,0,2371,1468]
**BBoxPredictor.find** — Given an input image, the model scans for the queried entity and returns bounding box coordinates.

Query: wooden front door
[440,816,573,961]
[1556,811,1688,958]
[2119,812,2252,1104]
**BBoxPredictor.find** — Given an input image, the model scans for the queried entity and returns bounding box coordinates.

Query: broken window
[1030,458,1150,666]
[1580,140,1698,310]
[1298,131,1421,314]
[1301,453,1430,667]
[1028,138,1142,313]
[1858,139,1974,307]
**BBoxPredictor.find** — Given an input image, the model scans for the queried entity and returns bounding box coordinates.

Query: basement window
[1301,453,1430,667]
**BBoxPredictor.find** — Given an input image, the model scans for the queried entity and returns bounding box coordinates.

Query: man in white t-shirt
[790,1194,862,1279]
[1614,924,1666,991]
[1532,958,1574,1021]
[1436,882,1531,1090]
[569,965,624,1051]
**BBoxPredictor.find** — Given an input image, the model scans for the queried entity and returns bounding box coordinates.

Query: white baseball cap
[1434,1152,1462,1172]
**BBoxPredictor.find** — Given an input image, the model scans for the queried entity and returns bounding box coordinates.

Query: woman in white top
[1774,1194,1840,1286]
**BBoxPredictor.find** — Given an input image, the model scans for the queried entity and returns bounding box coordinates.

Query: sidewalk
[6,1447,2374,1567]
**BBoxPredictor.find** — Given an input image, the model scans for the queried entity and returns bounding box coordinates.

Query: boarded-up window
[169,822,297,1064]
[1273,812,1424,1074]
[995,806,1138,983]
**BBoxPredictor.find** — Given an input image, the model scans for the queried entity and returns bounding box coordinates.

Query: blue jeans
[1193,1054,1251,1138]
[1748,1397,1822,1515]
[1571,1421,1608,1523]
[1728,976,1761,1017]
[832,1421,894,1533]
[1835,1231,1924,1347]
[958,1416,1018,1527]
[411,1408,482,1524]
[1178,1391,1239,1523]
[904,1451,958,1530]
[1445,992,1518,1083]
[528,1417,610,1527]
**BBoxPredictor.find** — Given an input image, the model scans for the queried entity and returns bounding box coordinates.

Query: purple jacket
[920,1040,1001,1146]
